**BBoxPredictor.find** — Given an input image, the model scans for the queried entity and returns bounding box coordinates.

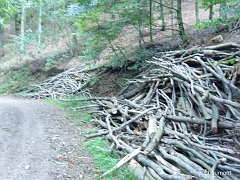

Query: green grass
[86,137,135,180]
[43,96,92,125]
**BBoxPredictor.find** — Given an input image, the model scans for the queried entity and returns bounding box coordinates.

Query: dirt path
[0,96,95,180]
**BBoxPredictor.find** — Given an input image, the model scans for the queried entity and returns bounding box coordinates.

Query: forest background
[0,0,239,75]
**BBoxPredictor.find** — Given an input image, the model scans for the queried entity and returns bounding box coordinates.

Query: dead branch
[19,42,240,179]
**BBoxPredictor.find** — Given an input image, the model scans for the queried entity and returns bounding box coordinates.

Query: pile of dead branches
[19,42,240,179]
[75,42,240,179]
[18,67,91,99]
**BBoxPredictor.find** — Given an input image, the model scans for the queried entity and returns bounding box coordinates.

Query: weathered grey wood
[19,42,240,178]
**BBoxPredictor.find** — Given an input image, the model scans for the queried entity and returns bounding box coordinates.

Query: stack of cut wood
[82,42,240,179]
[18,67,91,99]
[20,42,240,179]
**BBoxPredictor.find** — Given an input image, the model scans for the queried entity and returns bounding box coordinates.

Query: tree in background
[159,0,166,31]
[196,0,239,30]
[1,0,239,67]
[218,0,240,18]
[0,0,192,64]
[201,0,237,20]
[195,0,200,23]
[73,0,148,64]
[0,0,16,48]
[176,0,187,45]
[37,0,43,49]
[73,0,191,68]
[20,0,27,52]
[219,2,226,18]
[0,0,79,59]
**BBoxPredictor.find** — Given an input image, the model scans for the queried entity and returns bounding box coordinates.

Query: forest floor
[0,96,96,180]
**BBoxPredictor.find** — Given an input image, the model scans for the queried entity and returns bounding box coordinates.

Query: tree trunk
[38,0,43,50]
[137,0,143,47]
[20,0,26,52]
[177,0,188,45]
[14,14,21,35]
[171,0,174,36]
[209,4,213,20]
[0,25,4,48]
[195,0,200,23]
[149,0,153,42]
[220,2,227,18]
[159,0,166,31]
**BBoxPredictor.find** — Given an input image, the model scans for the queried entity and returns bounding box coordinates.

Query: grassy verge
[44,96,134,180]
[87,137,135,180]
[43,96,92,126]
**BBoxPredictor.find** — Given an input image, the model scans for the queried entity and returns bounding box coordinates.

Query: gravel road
[0,96,95,180]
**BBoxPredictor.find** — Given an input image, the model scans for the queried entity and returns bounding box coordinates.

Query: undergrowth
[0,63,31,94]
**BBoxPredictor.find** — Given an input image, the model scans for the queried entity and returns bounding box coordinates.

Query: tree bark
[0,25,4,48]
[38,0,43,50]
[138,0,143,47]
[209,3,213,20]
[220,2,227,18]
[176,0,188,45]
[149,0,153,42]
[159,0,166,31]
[20,0,26,52]
[195,0,200,22]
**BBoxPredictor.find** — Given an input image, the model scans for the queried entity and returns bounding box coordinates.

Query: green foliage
[207,58,237,67]
[116,76,129,87]
[0,63,31,94]
[2,127,11,132]
[201,0,229,6]
[74,3,127,62]
[45,51,59,66]
[224,58,237,65]
[1,0,80,55]
[195,17,235,30]
[86,137,135,180]
[74,0,156,65]
[128,47,153,70]
[45,58,56,66]
[0,0,17,24]
[196,0,240,30]
[218,0,240,18]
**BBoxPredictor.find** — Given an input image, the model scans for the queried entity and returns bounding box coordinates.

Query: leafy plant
[128,47,153,70]
[224,58,237,65]
[45,58,56,67]
[86,137,135,180]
